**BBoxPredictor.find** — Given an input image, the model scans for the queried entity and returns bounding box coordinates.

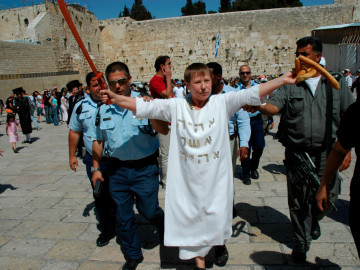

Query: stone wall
[0,1,105,99]
[0,40,81,100]
[0,4,47,41]
[101,2,359,81]
[0,0,359,99]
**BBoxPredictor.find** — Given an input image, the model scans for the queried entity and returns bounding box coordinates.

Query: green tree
[233,0,302,11]
[181,0,207,16]
[119,5,130,17]
[219,0,232,13]
[181,0,195,16]
[130,0,153,21]
[193,0,206,14]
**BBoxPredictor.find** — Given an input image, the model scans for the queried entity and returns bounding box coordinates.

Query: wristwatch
[91,167,101,173]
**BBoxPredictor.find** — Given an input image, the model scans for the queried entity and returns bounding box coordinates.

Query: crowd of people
[1,35,360,270]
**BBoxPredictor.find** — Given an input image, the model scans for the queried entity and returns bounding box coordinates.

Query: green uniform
[269,76,355,253]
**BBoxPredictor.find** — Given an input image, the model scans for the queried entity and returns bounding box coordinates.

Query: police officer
[257,36,355,263]
[236,65,264,185]
[92,62,167,270]
[68,72,116,247]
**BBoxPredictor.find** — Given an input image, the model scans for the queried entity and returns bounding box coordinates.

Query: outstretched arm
[100,90,137,113]
[258,72,297,99]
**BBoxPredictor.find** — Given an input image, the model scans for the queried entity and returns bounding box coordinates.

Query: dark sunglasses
[240,72,251,75]
[108,77,128,87]
[295,51,309,57]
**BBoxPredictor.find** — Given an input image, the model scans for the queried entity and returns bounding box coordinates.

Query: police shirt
[268,76,355,151]
[69,95,102,155]
[94,91,159,161]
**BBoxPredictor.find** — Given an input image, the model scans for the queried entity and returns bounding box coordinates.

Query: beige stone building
[0,0,359,100]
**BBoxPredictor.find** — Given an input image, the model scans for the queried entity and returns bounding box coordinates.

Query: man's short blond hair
[184,63,210,83]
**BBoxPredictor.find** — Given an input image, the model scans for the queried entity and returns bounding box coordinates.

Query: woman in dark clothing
[13,87,32,143]
[43,90,53,124]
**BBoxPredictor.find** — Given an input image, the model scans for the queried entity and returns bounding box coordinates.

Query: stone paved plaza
[0,113,359,270]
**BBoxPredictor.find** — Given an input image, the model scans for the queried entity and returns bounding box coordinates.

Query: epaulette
[75,99,84,115]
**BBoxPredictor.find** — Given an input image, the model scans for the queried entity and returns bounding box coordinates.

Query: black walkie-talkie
[93,180,102,197]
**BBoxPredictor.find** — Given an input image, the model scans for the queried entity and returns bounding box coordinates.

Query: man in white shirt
[343,69,353,89]
[173,80,185,98]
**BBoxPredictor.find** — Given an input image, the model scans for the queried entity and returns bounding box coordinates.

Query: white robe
[136,84,262,248]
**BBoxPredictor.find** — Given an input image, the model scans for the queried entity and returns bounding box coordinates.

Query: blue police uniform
[94,91,164,260]
[69,95,116,236]
[236,80,265,179]
[221,84,250,148]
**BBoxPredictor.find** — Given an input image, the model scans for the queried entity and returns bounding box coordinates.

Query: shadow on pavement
[0,184,17,194]
[82,201,95,217]
[135,214,216,269]
[30,136,40,143]
[326,198,350,226]
[250,250,340,269]
[262,163,286,175]
[234,202,293,249]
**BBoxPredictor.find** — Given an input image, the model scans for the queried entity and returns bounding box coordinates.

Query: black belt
[109,150,158,168]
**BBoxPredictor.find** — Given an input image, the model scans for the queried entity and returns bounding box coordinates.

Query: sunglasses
[295,51,309,57]
[108,77,128,87]
[240,72,251,75]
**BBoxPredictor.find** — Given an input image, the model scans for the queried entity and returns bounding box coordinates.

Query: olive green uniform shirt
[269,76,355,151]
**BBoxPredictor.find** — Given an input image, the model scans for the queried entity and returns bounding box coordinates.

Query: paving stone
[78,223,100,241]
[0,236,11,247]
[0,207,34,220]
[50,170,77,176]
[0,187,31,197]
[64,191,90,199]
[0,220,21,235]
[0,238,57,257]
[263,196,289,209]
[0,175,18,183]
[61,208,98,223]
[8,175,44,184]
[26,208,72,222]
[45,240,95,260]
[40,260,79,270]
[26,190,66,198]
[32,222,87,239]
[59,184,92,192]
[0,257,42,270]
[77,261,122,270]
[89,242,124,262]
[251,223,292,244]
[23,197,62,209]
[319,222,354,242]
[227,243,283,265]
[53,198,94,209]
[0,196,31,208]
[29,183,61,191]
[7,220,45,237]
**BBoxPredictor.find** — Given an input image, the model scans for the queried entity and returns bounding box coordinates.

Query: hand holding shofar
[295,55,340,90]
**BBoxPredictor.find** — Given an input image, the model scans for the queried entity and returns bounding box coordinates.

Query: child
[5,113,21,153]
[98,63,296,269]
